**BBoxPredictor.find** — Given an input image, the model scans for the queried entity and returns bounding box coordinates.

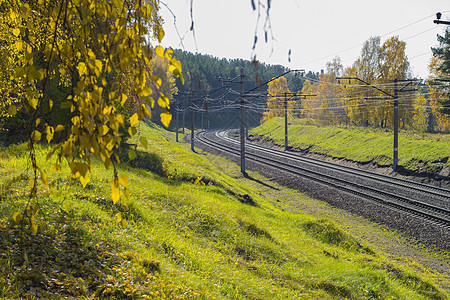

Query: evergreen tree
[431,27,450,115]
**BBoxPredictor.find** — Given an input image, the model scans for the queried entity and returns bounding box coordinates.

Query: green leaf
[124,187,131,199]
[40,170,48,186]
[8,105,17,116]
[139,136,148,149]
[128,126,137,136]
[128,149,136,160]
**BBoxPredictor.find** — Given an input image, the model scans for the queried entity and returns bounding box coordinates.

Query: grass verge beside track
[0,121,448,299]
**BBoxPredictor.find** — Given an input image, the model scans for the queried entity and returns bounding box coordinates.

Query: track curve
[193,129,450,249]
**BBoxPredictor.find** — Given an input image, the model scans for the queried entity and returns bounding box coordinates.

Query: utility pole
[176,105,179,142]
[190,90,195,152]
[337,76,416,172]
[182,97,185,134]
[239,67,246,174]
[393,79,399,171]
[284,92,288,150]
[245,107,249,140]
[201,108,204,131]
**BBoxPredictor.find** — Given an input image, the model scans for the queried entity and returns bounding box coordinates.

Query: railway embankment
[250,117,450,189]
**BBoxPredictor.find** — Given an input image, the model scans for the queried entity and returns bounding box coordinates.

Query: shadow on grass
[244,173,280,191]
[0,214,122,298]
[126,150,165,177]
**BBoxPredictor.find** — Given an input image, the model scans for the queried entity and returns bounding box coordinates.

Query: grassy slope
[251,117,450,171]
[0,122,448,299]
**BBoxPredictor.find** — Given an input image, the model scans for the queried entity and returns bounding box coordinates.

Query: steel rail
[217,130,450,199]
[195,131,450,228]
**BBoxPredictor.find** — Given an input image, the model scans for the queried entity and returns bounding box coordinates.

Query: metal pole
[176,107,179,142]
[240,68,245,174]
[191,91,195,151]
[284,92,288,150]
[393,78,399,171]
[182,97,185,134]
[245,99,249,140]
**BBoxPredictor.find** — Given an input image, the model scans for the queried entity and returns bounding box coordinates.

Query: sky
[159,1,449,79]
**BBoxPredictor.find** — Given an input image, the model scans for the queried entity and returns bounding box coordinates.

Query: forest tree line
[168,31,450,133]
[261,35,450,133]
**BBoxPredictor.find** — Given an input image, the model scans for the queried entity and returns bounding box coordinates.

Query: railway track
[195,130,450,229]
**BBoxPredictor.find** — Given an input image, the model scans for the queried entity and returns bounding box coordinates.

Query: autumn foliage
[263,36,450,133]
[0,0,183,233]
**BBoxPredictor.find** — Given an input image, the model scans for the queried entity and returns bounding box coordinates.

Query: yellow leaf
[118,174,128,186]
[12,28,20,37]
[155,45,164,57]
[115,212,122,223]
[121,219,128,227]
[122,197,129,210]
[46,125,54,143]
[31,130,41,141]
[158,95,169,109]
[99,125,109,136]
[160,111,172,128]
[40,170,48,186]
[55,125,65,132]
[77,62,87,77]
[120,94,127,106]
[49,99,53,110]
[142,86,152,97]
[158,27,165,42]
[130,113,139,127]
[8,105,17,116]
[80,175,90,188]
[12,212,23,223]
[30,215,38,235]
[51,163,61,173]
[29,98,38,109]
[152,76,162,89]
[111,186,120,204]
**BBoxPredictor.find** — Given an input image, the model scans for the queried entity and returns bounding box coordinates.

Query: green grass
[251,117,450,170]
[0,121,448,299]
